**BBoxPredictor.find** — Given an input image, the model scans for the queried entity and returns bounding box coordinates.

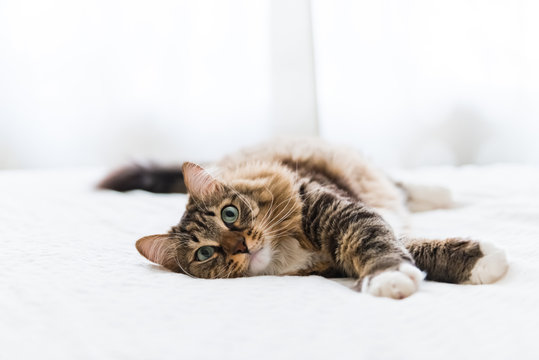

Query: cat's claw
[466,241,508,284]
[359,263,425,299]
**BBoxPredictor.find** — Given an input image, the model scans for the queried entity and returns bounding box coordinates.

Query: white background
[313,0,539,167]
[1,0,538,169]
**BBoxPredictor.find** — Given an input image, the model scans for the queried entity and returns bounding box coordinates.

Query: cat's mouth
[247,244,272,275]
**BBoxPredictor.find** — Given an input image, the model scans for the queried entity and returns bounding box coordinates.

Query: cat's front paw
[359,263,425,299]
[466,242,508,284]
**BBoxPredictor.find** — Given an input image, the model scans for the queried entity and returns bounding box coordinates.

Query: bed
[1,164,538,359]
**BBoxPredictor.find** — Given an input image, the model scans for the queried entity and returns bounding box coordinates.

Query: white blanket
[1,165,538,360]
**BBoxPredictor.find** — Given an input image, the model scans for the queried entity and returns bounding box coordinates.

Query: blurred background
[1,0,538,169]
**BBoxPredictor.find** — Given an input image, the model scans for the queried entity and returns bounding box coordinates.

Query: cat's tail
[396,182,454,212]
[98,163,187,193]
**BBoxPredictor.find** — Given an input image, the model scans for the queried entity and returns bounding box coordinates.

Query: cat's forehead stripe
[188,217,208,231]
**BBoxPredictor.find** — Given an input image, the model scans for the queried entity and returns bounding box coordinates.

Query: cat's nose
[221,232,249,255]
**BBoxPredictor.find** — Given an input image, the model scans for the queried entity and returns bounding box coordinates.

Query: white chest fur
[261,236,316,276]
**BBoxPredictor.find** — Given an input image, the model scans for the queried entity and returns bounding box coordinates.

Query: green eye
[196,246,215,261]
[221,205,239,224]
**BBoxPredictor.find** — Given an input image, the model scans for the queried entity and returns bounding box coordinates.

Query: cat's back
[219,138,404,210]
[219,137,360,168]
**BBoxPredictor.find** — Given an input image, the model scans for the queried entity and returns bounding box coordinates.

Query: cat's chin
[247,244,273,275]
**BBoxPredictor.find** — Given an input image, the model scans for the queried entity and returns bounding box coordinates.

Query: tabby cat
[99,139,508,299]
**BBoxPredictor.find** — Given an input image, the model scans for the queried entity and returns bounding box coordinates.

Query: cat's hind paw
[403,184,453,212]
[466,242,508,284]
[360,263,425,299]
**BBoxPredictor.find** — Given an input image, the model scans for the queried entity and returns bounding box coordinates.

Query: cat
[99,138,508,299]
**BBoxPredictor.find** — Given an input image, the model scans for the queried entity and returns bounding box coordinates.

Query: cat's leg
[300,185,425,299]
[403,237,508,284]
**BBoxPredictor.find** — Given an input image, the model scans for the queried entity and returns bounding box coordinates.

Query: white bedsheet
[1,165,538,360]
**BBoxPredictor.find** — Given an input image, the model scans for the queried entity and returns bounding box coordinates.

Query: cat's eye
[196,246,215,261]
[221,205,239,224]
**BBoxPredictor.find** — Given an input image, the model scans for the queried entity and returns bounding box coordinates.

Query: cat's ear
[136,234,182,272]
[182,162,223,197]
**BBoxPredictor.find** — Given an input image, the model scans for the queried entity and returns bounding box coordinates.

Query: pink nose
[221,231,248,255]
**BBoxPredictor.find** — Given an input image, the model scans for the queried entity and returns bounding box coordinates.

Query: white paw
[404,184,453,212]
[362,263,425,299]
[466,242,508,284]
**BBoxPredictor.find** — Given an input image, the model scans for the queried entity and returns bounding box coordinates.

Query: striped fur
[102,138,508,298]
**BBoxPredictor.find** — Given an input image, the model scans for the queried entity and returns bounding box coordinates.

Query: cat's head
[136,162,301,278]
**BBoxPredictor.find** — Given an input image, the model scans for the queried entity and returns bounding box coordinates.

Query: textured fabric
[1,165,538,360]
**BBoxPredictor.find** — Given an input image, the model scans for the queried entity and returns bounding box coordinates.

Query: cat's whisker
[262,210,293,235]
[263,223,294,237]
[257,181,321,231]
[262,216,296,234]
[220,256,241,279]
[260,193,296,229]
[263,223,293,240]
[215,262,229,279]
[262,186,324,231]
[225,260,239,279]
[258,186,320,231]
[266,229,292,239]
[263,200,299,234]
[255,184,275,230]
